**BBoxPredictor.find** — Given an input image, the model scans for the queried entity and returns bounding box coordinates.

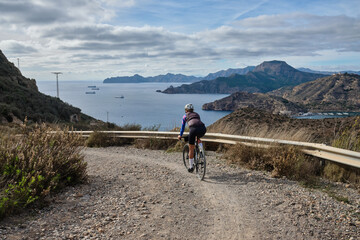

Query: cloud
[0,0,107,26]
[0,40,38,54]
[1,1,359,80]
[199,14,360,56]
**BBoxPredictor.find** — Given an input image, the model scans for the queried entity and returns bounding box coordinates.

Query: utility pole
[52,72,62,98]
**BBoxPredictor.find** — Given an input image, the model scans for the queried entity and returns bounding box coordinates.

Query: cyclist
[178,103,206,172]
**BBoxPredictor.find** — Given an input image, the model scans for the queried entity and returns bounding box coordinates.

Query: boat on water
[91,87,100,90]
[86,91,96,94]
[88,85,96,88]
[115,95,124,99]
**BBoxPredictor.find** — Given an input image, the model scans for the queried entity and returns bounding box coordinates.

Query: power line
[51,72,62,98]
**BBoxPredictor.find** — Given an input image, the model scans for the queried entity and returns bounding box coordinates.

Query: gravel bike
[182,137,206,180]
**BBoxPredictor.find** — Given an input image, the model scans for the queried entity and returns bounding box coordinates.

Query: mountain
[202,66,255,80]
[269,73,360,111]
[103,73,200,83]
[162,61,325,94]
[0,50,92,123]
[202,91,306,114]
[298,68,360,76]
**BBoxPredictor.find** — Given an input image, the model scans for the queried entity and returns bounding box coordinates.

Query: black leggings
[188,124,206,145]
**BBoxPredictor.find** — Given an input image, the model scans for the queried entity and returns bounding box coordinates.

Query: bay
[37,81,231,131]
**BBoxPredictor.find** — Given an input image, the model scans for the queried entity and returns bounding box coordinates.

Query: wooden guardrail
[71,131,360,169]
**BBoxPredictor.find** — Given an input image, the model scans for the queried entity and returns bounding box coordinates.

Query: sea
[37,81,232,131]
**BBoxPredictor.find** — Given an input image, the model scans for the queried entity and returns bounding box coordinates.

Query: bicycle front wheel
[196,149,206,180]
[182,143,190,170]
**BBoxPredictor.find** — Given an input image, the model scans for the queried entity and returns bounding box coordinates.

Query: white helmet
[184,103,194,111]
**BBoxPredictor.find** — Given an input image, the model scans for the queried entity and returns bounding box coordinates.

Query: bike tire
[196,147,206,180]
[182,143,190,170]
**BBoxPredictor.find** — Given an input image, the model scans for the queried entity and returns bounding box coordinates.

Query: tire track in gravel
[83,146,260,239]
[1,146,359,240]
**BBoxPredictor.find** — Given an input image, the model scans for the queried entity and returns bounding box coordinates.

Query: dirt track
[1,146,359,239]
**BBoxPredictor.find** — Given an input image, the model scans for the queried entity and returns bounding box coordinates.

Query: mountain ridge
[162,61,325,94]
[103,66,255,83]
[103,73,200,83]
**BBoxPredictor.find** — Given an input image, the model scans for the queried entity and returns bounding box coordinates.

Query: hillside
[202,66,255,80]
[162,61,325,94]
[207,108,358,143]
[202,91,306,114]
[0,50,93,123]
[270,73,360,111]
[103,73,200,83]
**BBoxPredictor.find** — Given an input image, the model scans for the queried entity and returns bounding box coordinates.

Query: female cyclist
[177,103,206,172]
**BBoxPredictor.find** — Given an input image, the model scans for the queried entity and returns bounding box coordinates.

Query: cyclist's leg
[188,127,197,171]
[196,124,206,151]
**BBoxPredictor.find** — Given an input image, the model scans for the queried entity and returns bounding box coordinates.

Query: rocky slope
[207,108,359,143]
[0,50,92,123]
[202,91,306,114]
[162,61,325,94]
[270,73,360,111]
[202,66,255,80]
[0,51,38,92]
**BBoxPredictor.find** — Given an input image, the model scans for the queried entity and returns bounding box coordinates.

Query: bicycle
[182,137,206,180]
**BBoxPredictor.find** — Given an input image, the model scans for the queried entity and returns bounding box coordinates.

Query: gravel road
[1,146,359,239]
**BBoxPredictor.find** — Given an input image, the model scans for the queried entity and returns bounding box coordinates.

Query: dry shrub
[86,132,133,147]
[0,124,87,219]
[326,117,360,186]
[223,144,273,171]
[166,141,185,153]
[331,117,360,151]
[323,163,360,186]
[234,125,313,142]
[269,146,319,181]
[134,138,177,150]
[223,143,319,182]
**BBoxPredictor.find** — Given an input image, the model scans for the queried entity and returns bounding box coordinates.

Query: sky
[0,0,359,81]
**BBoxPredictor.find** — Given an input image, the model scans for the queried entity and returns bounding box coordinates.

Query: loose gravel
[0,146,359,239]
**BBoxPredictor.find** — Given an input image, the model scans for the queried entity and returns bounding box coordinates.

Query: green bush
[0,124,87,219]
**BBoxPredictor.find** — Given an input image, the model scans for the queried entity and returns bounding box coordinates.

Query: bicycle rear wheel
[196,148,206,180]
[182,143,190,170]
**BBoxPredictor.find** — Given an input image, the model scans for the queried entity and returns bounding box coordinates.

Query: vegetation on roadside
[0,123,87,220]
[85,123,142,147]
[321,117,360,185]
[222,116,360,188]
[223,144,320,182]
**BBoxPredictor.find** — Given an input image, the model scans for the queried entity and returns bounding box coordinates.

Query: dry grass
[323,117,360,186]
[223,143,320,182]
[234,125,313,142]
[134,138,178,150]
[85,131,133,147]
[85,123,142,147]
[0,124,87,219]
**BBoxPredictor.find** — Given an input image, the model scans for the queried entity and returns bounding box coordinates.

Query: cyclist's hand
[177,135,182,140]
